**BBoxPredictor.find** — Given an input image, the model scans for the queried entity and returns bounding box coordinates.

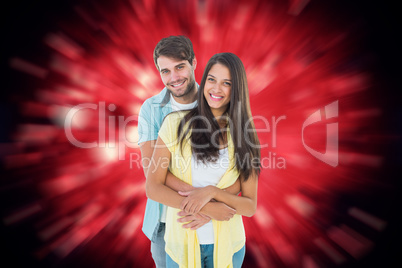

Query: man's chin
[170,88,190,98]
[171,91,187,98]
[168,81,195,98]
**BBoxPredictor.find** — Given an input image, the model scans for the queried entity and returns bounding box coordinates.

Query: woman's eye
[224,82,231,86]
[208,78,214,82]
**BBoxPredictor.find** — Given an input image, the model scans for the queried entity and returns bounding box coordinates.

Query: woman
[146,53,261,268]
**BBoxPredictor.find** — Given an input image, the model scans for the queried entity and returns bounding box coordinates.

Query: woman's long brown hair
[178,53,261,181]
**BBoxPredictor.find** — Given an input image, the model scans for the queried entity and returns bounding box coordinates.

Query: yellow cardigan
[158,111,245,268]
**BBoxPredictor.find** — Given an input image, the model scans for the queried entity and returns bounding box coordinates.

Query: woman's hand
[179,186,216,214]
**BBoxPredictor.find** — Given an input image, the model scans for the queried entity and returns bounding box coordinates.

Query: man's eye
[161,70,168,74]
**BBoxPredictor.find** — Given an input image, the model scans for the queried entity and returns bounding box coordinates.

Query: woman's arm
[180,173,258,217]
[140,139,194,192]
[145,136,187,208]
[222,178,241,195]
[145,136,237,221]
[141,139,237,194]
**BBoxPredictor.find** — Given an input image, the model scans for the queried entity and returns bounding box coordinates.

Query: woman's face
[203,63,232,117]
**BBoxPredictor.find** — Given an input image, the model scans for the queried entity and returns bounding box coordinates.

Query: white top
[191,147,229,244]
[160,94,197,223]
[170,93,198,112]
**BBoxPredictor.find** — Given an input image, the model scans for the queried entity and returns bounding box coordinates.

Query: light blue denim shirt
[138,87,172,241]
[138,84,198,241]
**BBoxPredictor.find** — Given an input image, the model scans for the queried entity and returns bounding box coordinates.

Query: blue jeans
[151,222,166,268]
[166,244,246,268]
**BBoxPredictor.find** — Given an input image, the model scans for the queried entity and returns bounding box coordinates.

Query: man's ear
[192,57,197,71]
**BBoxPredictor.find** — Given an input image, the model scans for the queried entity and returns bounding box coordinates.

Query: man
[138,35,239,268]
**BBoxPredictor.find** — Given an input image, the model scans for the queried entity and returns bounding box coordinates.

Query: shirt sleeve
[158,113,179,153]
[137,100,159,144]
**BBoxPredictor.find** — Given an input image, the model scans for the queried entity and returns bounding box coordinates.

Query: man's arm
[180,173,258,217]
[141,140,240,193]
[140,140,194,192]
[145,136,236,221]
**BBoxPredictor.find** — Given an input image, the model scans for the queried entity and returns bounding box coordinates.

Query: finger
[186,202,194,214]
[190,223,203,230]
[190,204,195,214]
[198,213,211,220]
[177,215,194,223]
[194,204,201,214]
[177,211,191,217]
[180,199,188,211]
[193,203,200,213]
[191,219,209,230]
[182,220,197,229]
[184,204,192,213]
[184,216,206,230]
[195,206,202,213]
[178,191,190,196]
[190,203,197,214]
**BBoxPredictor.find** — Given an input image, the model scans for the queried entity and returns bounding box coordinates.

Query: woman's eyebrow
[208,74,231,81]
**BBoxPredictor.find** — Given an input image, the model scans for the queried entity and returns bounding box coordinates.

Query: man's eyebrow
[160,63,186,72]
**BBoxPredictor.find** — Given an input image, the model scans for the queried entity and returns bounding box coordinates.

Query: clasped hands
[177,186,236,230]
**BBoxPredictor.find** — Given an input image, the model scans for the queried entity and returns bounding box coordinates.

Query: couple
[138,35,261,268]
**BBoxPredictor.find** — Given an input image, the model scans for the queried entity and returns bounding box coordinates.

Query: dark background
[1,0,401,267]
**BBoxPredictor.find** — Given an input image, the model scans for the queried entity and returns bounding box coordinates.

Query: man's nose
[171,70,180,81]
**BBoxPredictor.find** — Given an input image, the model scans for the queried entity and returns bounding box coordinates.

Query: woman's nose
[212,82,221,92]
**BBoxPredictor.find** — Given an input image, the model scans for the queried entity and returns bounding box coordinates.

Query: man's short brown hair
[153,35,195,71]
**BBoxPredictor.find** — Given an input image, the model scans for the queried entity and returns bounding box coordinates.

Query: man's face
[157,56,196,98]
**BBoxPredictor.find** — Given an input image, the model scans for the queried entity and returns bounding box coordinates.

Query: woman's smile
[204,63,232,117]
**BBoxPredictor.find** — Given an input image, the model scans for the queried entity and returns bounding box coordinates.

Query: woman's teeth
[210,94,223,99]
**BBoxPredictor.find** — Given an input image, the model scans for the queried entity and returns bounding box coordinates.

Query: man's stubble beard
[169,75,196,98]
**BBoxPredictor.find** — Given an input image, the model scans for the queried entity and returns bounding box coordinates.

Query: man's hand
[202,201,236,221]
[179,186,216,214]
[177,211,211,230]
